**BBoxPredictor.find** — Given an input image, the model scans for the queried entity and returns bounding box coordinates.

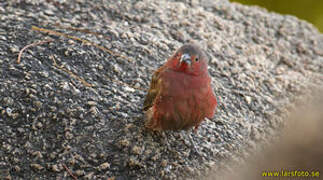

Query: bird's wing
[143,66,166,111]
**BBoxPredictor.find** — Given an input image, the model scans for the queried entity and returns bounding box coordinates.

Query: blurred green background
[230,0,323,32]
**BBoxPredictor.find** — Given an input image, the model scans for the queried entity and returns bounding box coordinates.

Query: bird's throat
[177,63,190,72]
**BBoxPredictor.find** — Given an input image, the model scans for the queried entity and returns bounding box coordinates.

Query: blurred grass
[230,0,323,32]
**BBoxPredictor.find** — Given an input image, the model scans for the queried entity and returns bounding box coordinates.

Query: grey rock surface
[0,0,322,179]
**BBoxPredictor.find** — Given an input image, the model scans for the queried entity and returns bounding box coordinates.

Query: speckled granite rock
[0,0,322,179]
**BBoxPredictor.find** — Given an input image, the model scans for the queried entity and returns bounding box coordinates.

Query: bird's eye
[195,57,199,62]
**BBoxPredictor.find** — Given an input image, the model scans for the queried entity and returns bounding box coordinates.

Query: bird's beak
[180,53,191,66]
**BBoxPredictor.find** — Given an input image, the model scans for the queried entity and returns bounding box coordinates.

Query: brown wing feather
[143,65,166,111]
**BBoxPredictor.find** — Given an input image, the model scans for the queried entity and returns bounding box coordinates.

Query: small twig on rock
[17,39,54,64]
[32,25,144,90]
[50,55,94,87]
[54,23,112,41]
[32,26,133,62]
[62,163,78,180]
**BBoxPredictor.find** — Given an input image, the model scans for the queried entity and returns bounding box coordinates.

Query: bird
[143,43,217,151]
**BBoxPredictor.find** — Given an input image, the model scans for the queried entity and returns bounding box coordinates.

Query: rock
[98,162,110,170]
[0,0,322,179]
[30,164,44,171]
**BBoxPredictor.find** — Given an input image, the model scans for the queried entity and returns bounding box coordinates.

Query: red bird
[143,43,217,134]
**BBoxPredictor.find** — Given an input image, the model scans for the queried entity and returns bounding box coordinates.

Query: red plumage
[143,43,217,132]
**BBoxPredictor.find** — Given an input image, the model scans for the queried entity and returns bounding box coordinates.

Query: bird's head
[166,43,209,76]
